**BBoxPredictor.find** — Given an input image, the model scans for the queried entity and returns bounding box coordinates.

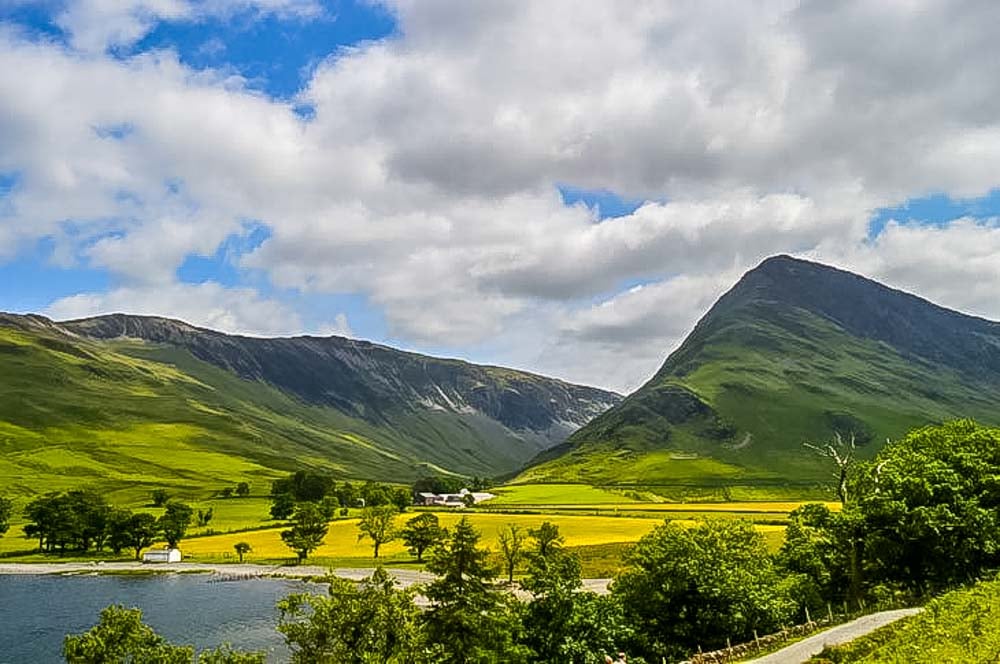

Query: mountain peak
[521,256,1000,488]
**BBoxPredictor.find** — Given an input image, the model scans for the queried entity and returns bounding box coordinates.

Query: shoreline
[0,561,611,593]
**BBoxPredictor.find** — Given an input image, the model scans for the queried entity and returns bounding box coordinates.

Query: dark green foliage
[219,488,234,499]
[413,476,466,495]
[271,471,334,503]
[269,493,295,520]
[125,513,160,560]
[196,507,214,528]
[23,491,112,553]
[151,490,170,507]
[357,506,398,558]
[233,541,251,563]
[613,520,796,661]
[850,420,1000,594]
[106,509,134,556]
[281,503,329,562]
[400,513,446,562]
[63,605,264,664]
[528,521,563,558]
[64,606,192,664]
[777,503,853,606]
[0,496,11,536]
[235,482,250,498]
[391,487,412,511]
[423,517,528,664]
[159,502,193,548]
[278,567,432,663]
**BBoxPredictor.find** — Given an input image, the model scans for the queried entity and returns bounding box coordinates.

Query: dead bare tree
[804,431,856,505]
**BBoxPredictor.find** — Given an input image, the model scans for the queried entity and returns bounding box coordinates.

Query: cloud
[55,0,323,53]
[45,281,328,337]
[8,2,1000,390]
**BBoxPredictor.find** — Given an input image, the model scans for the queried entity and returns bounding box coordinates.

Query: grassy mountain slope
[0,314,619,501]
[520,256,1000,487]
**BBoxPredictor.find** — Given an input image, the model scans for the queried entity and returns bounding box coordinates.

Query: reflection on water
[0,574,313,663]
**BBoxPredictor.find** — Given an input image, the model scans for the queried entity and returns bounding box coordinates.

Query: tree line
[16,491,195,560]
[268,471,412,520]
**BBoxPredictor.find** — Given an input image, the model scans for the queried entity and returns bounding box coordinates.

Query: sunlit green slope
[0,315,619,501]
[521,256,1000,487]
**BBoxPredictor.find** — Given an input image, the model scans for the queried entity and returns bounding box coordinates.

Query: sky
[3,1,1000,393]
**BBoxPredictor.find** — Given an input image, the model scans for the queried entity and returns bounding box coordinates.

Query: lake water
[0,574,314,663]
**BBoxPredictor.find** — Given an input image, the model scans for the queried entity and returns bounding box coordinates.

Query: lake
[0,574,314,663]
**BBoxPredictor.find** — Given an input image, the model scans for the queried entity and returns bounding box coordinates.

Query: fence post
[754,629,760,650]
[805,605,811,625]
[828,603,834,623]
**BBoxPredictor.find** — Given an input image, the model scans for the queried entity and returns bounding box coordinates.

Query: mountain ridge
[519,255,1000,488]
[0,312,619,498]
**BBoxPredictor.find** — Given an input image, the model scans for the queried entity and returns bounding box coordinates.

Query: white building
[142,547,182,563]
[416,488,495,507]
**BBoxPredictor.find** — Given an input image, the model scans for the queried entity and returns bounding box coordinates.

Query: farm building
[142,547,182,563]
[416,488,495,507]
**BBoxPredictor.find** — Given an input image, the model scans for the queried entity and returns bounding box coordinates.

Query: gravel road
[747,608,922,663]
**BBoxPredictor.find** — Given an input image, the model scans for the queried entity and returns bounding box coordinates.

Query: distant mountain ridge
[57,313,616,434]
[519,255,1000,488]
[0,312,619,498]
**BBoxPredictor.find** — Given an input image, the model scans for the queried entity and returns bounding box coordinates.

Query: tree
[272,471,334,502]
[22,491,110,553]
[151,489,170,507]
[234,541,252,563]
[392,487,412,512]
[520,522,593,662]
[777,503,855,606]
[613,519,796,661]
[219,487,234,499]
[196,507,214,528]
[401,513,446,562]
[357,506,398,558]
[270,493,295,520]
[106,509,134,556]
[281,503,329,563]
[63,605,193,664]
[64,605,265,664]
[159,502,194,549]
[805,431,857,505]
[278,567,433,663]
[528,521,563,559]
[497,524,525,583]
[0,496,11,536]
[126,513,160,560]
[235,482,251,498]
[848,420,1000,595]
[423,517,528,664]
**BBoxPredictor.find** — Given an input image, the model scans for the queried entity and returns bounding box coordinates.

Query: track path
[747,608,922,663]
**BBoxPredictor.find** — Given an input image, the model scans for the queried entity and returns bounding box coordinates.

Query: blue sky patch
[869,190,1000,238]
[0,239,111,314]
[558,185,645,220]
[127,1,396,99]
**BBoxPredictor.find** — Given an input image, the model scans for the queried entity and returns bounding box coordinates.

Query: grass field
[814,579,1000,663]
[177,511,787,569]
[0,482,821,564]
[487,483,647,505]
